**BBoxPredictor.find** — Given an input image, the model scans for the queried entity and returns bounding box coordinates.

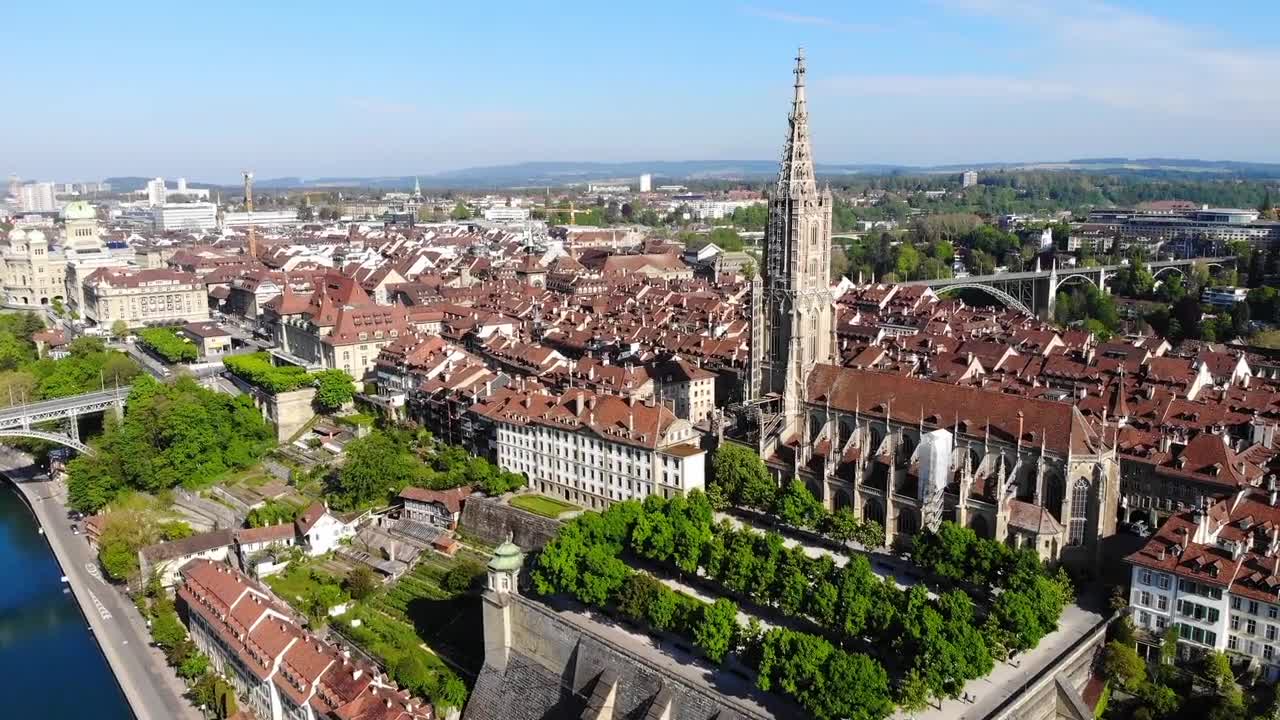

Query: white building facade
[473,388,706,510]
[1127,488,1280,681]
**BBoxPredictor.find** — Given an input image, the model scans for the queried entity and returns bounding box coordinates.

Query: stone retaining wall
[459,496,560,549]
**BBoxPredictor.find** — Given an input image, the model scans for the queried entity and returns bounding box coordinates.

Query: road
[0,447,199,720]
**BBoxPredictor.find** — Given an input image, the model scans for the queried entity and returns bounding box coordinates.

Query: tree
[178,651,210,680]
[816,651,894,720]
[111,320,129,340]
[331,431,419,509]
[774,479,824,530]
[343,565,379,600]
[442,561,483,594]
[151,609,187,650]
[1103,640,1146,692]
[693,598,738,664]
[615,573,662,624]
[1203,651,1236,695]
[1141,682,1180,716]
[303,583,346,627]
[897,668,933,717]
[710,443,775,510]
[312,369,355,412]
[449,202,471,220]
[575,544,630,606]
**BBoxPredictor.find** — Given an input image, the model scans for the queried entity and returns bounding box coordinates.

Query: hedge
[137,327,197,363]
[223,352,313,393]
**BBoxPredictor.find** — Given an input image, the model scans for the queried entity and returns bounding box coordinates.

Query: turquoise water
[0,485,133,719]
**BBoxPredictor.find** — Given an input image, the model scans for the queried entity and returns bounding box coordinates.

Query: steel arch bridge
[901,256,1236,317]
[934,283,1033,315]
[0,387,130,456]
[0,429,91,454]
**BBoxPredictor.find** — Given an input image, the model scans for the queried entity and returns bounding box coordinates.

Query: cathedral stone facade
[746,51,1119,571]
[750,48,838,450]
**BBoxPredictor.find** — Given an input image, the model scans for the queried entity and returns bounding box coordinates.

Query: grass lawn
[509,494,579,518]
[265,563,343,604]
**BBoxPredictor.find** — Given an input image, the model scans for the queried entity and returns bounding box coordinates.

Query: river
[0,484,133,718]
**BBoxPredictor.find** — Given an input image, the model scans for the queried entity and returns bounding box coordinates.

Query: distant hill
[107,157,1280,192]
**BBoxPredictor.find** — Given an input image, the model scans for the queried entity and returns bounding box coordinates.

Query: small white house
[295,502,359,556]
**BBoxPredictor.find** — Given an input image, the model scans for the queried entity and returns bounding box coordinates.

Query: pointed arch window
[1068,478,1089,546]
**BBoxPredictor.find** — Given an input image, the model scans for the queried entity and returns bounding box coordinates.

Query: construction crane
[540,200,592,225]
[242,171,257,260]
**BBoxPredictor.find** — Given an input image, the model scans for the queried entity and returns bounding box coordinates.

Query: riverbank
[0,449,198,720]
[0,484,132,719]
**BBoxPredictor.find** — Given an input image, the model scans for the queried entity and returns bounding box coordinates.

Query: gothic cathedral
[750,49,838,451]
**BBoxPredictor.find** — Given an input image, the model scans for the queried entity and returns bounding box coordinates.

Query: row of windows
[1138,569,1173,590]
[1135,590,1169,612]
[1231,596,1280,618]
[1228,615,1279,640]
[1178,622,1218,647]
[1228,635,1277,660]
[1179,579,1224,601]
[1177,599,1220,624]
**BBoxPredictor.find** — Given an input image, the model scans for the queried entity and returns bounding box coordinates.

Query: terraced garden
[364,551,488,676]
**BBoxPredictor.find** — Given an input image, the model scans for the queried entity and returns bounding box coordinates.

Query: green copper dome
[62,201,96,221]
[488,538,524,572]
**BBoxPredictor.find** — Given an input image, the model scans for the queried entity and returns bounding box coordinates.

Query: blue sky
[9,0,1280,182]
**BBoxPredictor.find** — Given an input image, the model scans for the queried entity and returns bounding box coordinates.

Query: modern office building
[151,202,218,231]
[1085,207,1280,250]
[222,209,301,228]
[19,182,57,212]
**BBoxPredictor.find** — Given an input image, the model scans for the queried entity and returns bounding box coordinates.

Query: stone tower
[750,48,837,445]
[481,536,524,672]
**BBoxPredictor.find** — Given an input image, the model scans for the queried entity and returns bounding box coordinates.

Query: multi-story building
[176,560,435,720]
[81,267,210,327]
[469,387,705,510]
[19,182,57,212]
[146,177,167,206]
[481,206,530,223]
[222,210,301,228]
[265,273,411,379]
[639,173,652,193]
[1126,487,1280,680]
[61,200,133,315]
[0,226,65,306]
[651,355,717,425]
[1202,286,1249,309]
[151,202,218,231]
[962,170,978,188]
[1084,207,1280,251]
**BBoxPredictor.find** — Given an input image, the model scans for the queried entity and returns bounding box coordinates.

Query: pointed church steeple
[778,48,818,200]
[751,49,837,451]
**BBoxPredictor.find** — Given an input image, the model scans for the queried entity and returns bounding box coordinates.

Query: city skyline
[9,0,1280,181]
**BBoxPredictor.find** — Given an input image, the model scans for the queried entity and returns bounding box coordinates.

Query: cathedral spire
[779,47,817,199]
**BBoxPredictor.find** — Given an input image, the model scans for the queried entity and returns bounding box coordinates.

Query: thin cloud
[828,0,1280,122]
[741,6,882,32]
